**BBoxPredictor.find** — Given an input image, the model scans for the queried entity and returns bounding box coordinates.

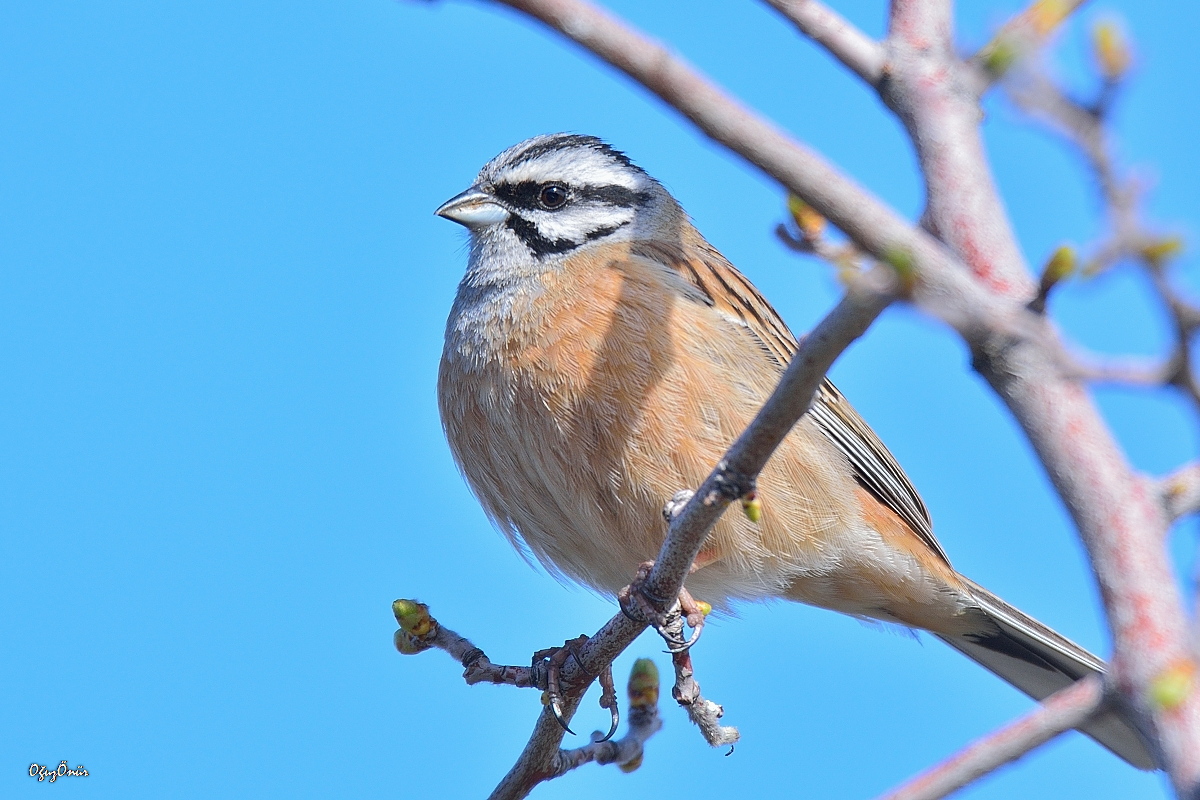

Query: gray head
[435,134,675,260]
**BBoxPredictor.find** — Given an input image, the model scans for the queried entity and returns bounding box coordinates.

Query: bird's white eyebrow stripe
[498,150,644,191]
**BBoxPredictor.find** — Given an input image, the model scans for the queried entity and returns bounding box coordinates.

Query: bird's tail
[935,579,1156,770]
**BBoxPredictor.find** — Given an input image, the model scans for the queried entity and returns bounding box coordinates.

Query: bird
[433,133,1155,769]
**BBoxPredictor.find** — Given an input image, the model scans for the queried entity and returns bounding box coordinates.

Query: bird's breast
[437,244,874,606]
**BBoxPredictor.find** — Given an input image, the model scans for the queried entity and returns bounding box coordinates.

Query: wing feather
[634,237,948,565]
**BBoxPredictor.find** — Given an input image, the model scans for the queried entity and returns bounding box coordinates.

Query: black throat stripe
[505,216,628,257]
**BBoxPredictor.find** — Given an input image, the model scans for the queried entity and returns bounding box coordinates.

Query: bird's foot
[618,561,708,654]
[531,635,619,742]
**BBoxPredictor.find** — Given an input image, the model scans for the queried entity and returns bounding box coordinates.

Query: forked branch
[414,0,1200,795]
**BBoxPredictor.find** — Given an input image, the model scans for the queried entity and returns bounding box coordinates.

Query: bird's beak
[435,187,510,228]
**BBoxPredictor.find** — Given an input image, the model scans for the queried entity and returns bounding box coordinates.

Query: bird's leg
[531,634,619,741]
[617,488,713,653]
[618,561,708,654]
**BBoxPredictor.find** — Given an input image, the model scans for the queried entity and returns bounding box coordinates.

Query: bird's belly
[440,347,917,610]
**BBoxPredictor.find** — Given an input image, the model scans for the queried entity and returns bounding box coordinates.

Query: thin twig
[1158,463,1200,524]
[875,676,1105,800]
[548,659,663,778]
[1068,353,1173,389]
[760,0,885,86]
[969,0,1093,90]
[662,609,738,747]
[393,601,541,687]
[1003,49,1200,409]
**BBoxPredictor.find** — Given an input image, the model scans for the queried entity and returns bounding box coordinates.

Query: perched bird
[434,133,1154,769]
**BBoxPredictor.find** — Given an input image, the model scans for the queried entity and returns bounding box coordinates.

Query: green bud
[1142,236,1184,268]
[394,629,428,655]
[982,37,1019,77]
[1149,661,1195,711]
[787,195,825,238]
[392,599,435,637]
[883,246,916,294]
[627,658,660,709]
[1093,19,1132,81]
[1043,245,1077,284]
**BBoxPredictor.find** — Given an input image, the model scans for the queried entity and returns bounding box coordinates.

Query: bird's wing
[634,237,949,565]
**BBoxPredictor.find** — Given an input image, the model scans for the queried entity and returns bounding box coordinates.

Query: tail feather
[935,580,1157,770]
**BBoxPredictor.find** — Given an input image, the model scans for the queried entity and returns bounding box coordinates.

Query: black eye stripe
[491,181,541,210]
[492,181,651,211]
[579,185,652,208]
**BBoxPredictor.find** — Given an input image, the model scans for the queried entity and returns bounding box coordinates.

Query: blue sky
[2,1,1196,798]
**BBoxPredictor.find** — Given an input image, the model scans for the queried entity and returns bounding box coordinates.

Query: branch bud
[1092,19,1132,82]
[980,37,1020,78]
[1149,659,1196,711]
[1029,244,1076,313]
[882,246,916,295]
[787,195,826,239]
[1028,0,1071,36]
[979,0,1072,78]
[617,752,644,774]
[1141,236,1184,269]
[695,600,713,618]
[392,598,435,637]
[627,658,660,709]
[394,629,430,655]
[741,490,762,523]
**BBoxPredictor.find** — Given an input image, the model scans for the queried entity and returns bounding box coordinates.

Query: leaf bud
[392,599,435,637]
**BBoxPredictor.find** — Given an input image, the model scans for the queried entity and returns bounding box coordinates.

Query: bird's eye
[538,183,569,210]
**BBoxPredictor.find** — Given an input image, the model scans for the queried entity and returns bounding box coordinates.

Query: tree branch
[885,0,1035,298]
[667,618,739,747]
[760,0,885,86]
[547,659,663,779]
[428,0,1200,793]
[875,676,1105,800]
[887,0,953,55]
[392,600,546,687]
[1158,463,1200,524]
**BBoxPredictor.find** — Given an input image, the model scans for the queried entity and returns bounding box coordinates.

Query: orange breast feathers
[439,240,890,606]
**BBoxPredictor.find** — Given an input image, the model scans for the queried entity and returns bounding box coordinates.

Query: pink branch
[882,1,1200,790]
[876,677,1105,800]
[885,0,1035,298]
[888,0,952,53]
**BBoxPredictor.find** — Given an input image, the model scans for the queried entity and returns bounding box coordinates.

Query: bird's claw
[618,561,707,654]
[596,662,619,743]
[550,697,575,735]
[533,635,620,740]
